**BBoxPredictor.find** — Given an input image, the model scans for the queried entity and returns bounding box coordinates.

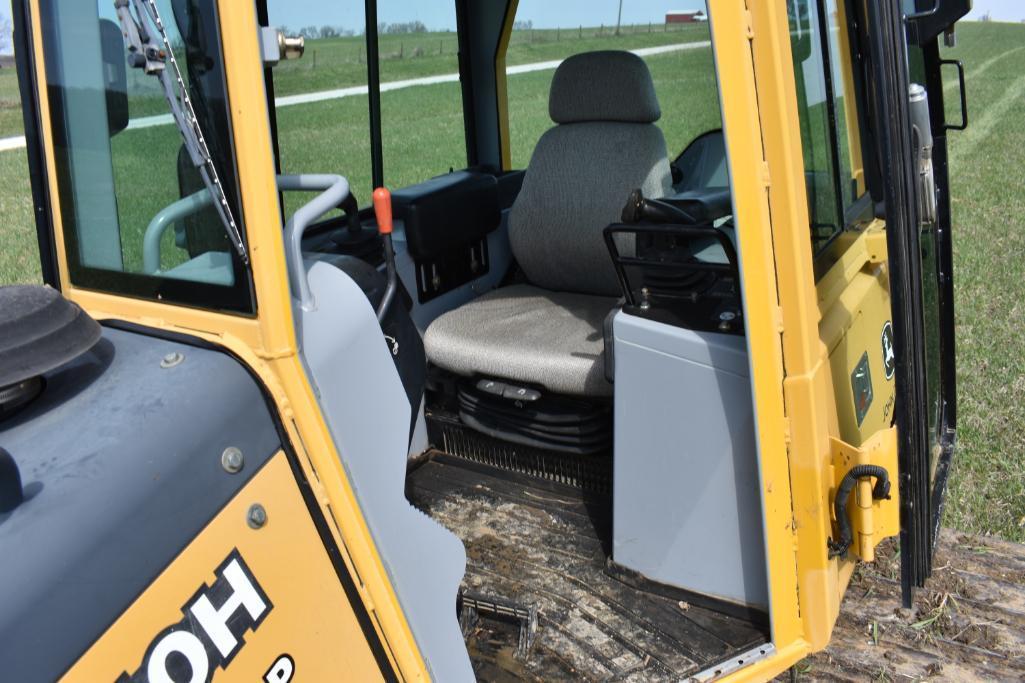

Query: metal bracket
[939,59,968,132]
[458,592,537,660]
[829,428,900,562]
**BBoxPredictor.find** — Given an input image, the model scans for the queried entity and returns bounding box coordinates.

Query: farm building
[666,9,708,23]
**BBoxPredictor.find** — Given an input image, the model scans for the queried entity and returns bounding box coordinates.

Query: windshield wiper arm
[114,0,249,266]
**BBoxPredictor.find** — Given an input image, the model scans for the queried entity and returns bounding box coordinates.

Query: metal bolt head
[160,352,184,369]
[247,503,267,529]
[221,447,244,474]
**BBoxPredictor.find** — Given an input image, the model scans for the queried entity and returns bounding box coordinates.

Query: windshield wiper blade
[114,0,249,266]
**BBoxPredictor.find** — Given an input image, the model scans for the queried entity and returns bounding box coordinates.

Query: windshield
[39,0,253,313]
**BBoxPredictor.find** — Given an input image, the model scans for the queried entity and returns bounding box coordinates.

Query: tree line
[284,21,432,40]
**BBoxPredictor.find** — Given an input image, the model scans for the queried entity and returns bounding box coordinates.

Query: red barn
[665,9,707,23]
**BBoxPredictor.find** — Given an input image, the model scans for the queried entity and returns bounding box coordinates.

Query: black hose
[829,464,892,558]
[377,233,398,323]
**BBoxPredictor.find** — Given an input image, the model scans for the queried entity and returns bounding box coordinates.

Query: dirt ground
[789,529,1025,681]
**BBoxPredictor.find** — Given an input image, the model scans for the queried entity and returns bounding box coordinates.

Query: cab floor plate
[406,453,769,681]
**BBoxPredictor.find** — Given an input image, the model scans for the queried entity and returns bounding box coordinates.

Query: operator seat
[424,51,672,397]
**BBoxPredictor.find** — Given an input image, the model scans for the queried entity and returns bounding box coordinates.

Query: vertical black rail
[12,0,60,287]
[919,36,959,553]
[365,0,384,189]
[454,0,478,169]
[256,1,282,176]
[865,0,931,607]
[256,0,285,229]
[843,0,884,206]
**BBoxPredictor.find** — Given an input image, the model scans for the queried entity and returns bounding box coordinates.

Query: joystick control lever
[373,187,399,323]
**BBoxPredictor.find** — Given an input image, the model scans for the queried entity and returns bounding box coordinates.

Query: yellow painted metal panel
[741,0,880,653]
[819,253,896,445]
[63,453,386,682]
[707,0,804,657]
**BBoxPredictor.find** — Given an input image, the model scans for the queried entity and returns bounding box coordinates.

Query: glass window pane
[40,0,251,309]
[788,0,844,251]
[377,2,466,187]
[505,2,722,179]
[823,0,860,206]
[906,44,944,481]
[265,2,373,212]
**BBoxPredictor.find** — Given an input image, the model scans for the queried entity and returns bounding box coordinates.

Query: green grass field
[1,22,1024,542]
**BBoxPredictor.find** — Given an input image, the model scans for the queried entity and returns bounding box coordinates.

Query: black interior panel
[392,170,500,261]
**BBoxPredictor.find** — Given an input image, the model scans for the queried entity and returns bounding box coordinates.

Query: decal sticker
[881,321,896,380]
[118,549,272,683]
[852,352,874,427]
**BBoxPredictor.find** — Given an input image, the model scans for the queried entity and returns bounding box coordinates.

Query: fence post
[579,25,582,39]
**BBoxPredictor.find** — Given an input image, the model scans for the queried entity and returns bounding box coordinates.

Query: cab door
[862,0,967,604]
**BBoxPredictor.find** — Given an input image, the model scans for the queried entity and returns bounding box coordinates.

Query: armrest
[662,189,732,224]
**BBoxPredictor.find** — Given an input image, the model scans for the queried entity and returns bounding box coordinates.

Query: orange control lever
[373,187,393,235]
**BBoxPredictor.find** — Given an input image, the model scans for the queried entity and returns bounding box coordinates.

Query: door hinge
[828,428,900,562]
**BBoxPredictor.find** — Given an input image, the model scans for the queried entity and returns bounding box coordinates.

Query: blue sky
[964,0,1025,21]
[262,1,706,34]
[3,0,1022,46]
[262,0,1024,32]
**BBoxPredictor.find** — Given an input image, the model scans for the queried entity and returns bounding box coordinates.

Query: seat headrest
[548,50,661,125]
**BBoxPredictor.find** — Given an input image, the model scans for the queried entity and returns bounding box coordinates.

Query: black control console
[605,189,744,335]
[392,171,501,303]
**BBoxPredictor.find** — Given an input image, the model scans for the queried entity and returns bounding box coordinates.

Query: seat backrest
[509,51,673,297]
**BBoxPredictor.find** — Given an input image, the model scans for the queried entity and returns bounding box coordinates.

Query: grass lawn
[0,22,1023,541]
[938,22,1025,541]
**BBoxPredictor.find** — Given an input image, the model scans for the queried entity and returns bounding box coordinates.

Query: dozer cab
[0,0,972,680]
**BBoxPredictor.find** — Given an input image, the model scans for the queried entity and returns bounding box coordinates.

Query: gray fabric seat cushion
[509,122,672,297]
[424,284,616,397]
[549,50,662,124]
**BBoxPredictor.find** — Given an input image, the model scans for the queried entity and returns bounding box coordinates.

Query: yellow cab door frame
[708,0,901,674]
[22,0,431,679]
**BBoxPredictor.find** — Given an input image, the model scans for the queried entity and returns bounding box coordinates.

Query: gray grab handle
[277,174,351,310]
[142,188,214,275]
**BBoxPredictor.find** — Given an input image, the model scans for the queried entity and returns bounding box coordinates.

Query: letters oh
[190,558,269,660]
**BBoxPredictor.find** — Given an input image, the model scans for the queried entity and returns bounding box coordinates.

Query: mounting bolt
[247,503,267,529]
[221,447,244,474]
[160,352,184,369]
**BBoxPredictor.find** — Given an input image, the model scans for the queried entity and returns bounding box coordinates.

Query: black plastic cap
[0,448,22,513]
[0,285,101,388]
